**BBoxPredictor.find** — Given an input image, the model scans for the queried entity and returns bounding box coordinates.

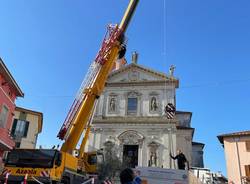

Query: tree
[97,141,123,182]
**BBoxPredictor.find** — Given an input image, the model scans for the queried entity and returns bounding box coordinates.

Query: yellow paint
[60,45,120,154]
[4,1,139,181]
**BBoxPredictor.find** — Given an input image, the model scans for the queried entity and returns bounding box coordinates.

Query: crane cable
[163,0,177,169]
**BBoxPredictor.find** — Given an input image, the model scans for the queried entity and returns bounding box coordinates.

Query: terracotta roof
[0,58,24,97]
[217,130,250,144]
[15,106,43,133]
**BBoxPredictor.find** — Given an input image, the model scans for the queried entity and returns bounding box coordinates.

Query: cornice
[93,116,178,124]
[0,58,24,97]
[106,79,179,88]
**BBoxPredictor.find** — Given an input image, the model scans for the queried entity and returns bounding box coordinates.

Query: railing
[0,127,15,148]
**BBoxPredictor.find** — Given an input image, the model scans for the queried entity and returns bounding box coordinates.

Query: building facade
[11,107,43,149]
[192,142,205,168]
[218,131,250,184]
[87,55,203,169]
[0,58,24,169]
[191,167,227,184]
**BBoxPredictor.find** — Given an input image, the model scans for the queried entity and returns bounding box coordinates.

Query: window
[0,105,9,127]
[11,119,29,138]
[246,141,250,152]
[127,98,137,114]
[15,142,21,148]
[245,165,250,177]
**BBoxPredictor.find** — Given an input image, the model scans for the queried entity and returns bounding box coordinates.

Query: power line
[21,94,73,98]
[21,78,250,99]
[179,78,250,89]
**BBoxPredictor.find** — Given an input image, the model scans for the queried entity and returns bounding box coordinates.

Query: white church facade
[87,53,203,169]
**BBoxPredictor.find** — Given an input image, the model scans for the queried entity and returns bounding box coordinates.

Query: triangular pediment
[107,63,176,83]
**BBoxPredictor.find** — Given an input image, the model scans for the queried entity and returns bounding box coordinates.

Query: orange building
[0,58,24,168]
[218,131,250,184]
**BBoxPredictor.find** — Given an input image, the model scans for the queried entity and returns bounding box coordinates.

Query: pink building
[0,58,24,168]
[218,131,250,184]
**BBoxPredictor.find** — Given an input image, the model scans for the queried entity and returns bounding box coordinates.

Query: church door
[123,145,138,168]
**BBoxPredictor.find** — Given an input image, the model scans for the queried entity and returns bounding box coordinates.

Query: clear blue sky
[1,0,250,175]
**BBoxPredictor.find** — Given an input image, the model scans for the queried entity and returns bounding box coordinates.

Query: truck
[0,0,139,183]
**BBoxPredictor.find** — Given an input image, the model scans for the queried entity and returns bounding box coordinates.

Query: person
[120,168,141,184]
[170,149,189,170]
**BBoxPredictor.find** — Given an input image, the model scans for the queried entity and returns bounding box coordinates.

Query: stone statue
[150,97,157,111]
[150,152,157,167]
[109,98,116,112]
[169,65,176,77]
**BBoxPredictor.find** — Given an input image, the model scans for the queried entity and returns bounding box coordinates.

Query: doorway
[123,145,138,168]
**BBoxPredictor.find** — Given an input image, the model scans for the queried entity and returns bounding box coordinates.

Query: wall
[88,64,194,169]
[96,85,175,118]
[192,144,204,168]
[88,123,177,168]
[13,110,40,149]
[223,135,250,184]
[0,75,16,168]
[176,129,193,165]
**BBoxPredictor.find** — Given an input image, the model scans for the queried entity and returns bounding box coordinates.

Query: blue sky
[1,0,250,175]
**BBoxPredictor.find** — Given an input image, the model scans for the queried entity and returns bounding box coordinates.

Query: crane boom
[59,0,139,154]
[0,2,139,183]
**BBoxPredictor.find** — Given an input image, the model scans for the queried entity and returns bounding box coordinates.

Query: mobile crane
[0,1,139,183]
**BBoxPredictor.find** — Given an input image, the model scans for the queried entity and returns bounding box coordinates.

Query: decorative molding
[149,91,159,96]
[108,63,175,81]
[106,80,179,88]
[148,141,160,148]
[124,90,143,116]
[128,70,140,81]
[127,90,142,97]
[118,130,144,146]
[91,128,103,133]
[149,95,162,114]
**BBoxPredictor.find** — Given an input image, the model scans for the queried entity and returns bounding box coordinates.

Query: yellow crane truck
[0,0,139,183]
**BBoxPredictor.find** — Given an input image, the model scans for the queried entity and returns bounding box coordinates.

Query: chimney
[132,51,138,64]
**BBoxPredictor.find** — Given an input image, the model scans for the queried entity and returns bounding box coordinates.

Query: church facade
[87,54,202,169]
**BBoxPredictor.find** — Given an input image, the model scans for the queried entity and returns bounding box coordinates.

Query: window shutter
[246,141,250,152]
[245,165,250,177]
[11,119,18,136]
[19,111,27,121]
[23,121,29,137]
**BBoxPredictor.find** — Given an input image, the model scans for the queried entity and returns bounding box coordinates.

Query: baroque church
[87,52,204,169]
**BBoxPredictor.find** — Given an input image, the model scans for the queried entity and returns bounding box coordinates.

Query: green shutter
[19,112,27,121]
[23,121,29,137]
[11,119,17,136]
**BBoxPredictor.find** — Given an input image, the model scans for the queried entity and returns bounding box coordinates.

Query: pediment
[107,63,174,83]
